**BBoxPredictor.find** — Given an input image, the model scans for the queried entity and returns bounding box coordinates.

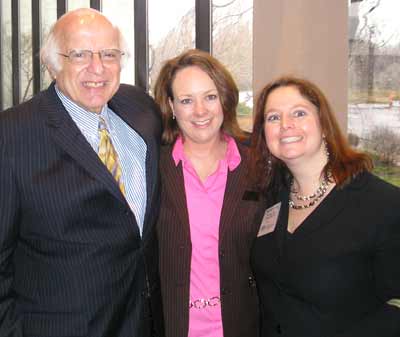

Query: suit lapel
[219,144,248,242]
[44,84,126,205]
[273,189,290,258]
[161,147,191,240]
[288,184,349,238]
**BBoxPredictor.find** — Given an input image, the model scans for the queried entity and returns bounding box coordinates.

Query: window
[68,0,90,11]
[148,0,195,91]
[0,0,253,130]
[0,1,12,109]
[103,1,135,85]
[20,0,33,102]
[349,0,400,186]
[212,0,253,131]
[40,0,57,90]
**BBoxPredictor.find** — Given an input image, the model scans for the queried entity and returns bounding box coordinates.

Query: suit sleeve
[0,138,23,336]
[336,206,400,337]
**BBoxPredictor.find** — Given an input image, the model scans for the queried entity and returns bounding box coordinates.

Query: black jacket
[252,172,400,337]
[0,83,164,337]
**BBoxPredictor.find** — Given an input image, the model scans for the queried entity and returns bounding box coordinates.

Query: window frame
[0,0,212,110]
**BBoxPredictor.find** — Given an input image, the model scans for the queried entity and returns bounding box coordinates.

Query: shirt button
[248,276,256,287]
[276,324,282,334]
[221,287,230,295]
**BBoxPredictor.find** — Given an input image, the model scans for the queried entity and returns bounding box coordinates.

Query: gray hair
[40,25,62,74]
[40,11,130,76]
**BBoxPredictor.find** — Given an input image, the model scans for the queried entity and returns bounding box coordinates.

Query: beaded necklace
[289,175,330,210]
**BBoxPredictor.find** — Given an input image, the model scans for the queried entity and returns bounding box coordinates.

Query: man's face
[55,15,121,113]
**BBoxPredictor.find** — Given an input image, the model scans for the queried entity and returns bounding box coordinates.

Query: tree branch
[212,0,237,9]
[213,7,252,27]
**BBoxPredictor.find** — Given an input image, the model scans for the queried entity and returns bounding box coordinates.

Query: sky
[148,0,194,45]
[355,0,400,45]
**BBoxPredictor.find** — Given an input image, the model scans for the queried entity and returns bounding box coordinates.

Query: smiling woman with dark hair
[250,75,400,337]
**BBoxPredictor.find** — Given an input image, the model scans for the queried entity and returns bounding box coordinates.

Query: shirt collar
[55,85,109,129]
[172,134,241,171]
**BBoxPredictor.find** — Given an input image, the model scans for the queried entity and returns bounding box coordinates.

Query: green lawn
[373,165,400,187]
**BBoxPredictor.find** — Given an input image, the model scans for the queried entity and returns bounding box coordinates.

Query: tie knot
[98,116,108,131]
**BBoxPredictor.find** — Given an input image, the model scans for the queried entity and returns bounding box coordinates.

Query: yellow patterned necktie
[97,117,125,195]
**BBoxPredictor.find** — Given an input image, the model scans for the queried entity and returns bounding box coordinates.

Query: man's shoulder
[0,89,50,131]
[1,85,54,114]
[111,84,162,138]
[111,84,160,115]
[115,84,153,104]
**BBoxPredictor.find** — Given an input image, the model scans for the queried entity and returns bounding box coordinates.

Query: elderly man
[0,8,163,337]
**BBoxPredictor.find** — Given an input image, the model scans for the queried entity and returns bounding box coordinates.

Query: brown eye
[265,114,280,122]
[180,98,192,105]
[206,94,218,101]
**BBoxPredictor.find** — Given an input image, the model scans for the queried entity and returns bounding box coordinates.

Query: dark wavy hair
[153,49,245,144]
[250,76,373,197]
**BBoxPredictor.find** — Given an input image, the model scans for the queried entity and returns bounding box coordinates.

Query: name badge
[257,202,281,237]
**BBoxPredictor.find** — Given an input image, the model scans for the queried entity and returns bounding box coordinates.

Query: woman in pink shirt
[154,49,262,337]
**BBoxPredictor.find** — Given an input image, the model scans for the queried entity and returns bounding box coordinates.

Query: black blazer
[251,172,400,337]
[157,142,262,337]
[0,83,164,337]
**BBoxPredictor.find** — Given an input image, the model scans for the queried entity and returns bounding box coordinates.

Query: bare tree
[20,34,34,102]
[367,126,400,164]
[349,0,400,102]
[149,0,252,94]
[213,0,252,91]
[3,31,50,105]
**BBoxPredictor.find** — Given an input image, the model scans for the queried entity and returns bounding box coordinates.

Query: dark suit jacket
[157,142,262,337]
[0,83,164,337]
[251,172,400,337]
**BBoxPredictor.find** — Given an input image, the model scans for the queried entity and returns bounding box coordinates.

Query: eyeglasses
[57,49,125,65]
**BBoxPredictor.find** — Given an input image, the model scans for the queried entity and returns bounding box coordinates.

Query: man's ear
[46,65,58,80]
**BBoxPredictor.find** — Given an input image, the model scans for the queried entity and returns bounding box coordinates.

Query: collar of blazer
[276,179,349,240]
[160,141,252,243]
[45,82,157,147]
[43,82,158,225]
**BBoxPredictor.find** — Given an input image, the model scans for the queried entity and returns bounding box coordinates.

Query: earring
[323,137,330,159]
[172,113,176,120]
[266,156,272,172]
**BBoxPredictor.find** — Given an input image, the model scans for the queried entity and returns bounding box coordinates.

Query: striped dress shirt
[55,86,147,234]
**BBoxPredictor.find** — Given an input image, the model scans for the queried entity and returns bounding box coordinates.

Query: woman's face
[169,66,224,147]
[263,85,326,167]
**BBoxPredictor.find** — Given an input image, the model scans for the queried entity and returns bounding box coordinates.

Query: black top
[251,172,400,337]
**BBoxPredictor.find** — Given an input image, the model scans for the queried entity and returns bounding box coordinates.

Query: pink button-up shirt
[172,135,241,337]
